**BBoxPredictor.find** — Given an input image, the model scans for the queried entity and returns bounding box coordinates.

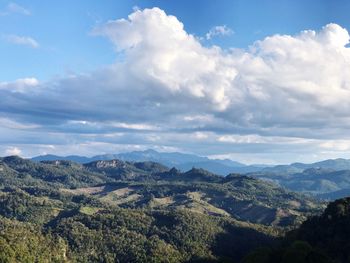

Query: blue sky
[1,0,350,164]
[2,0,349,81]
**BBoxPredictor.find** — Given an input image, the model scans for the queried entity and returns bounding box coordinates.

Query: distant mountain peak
[168,167,181,175]
[2,155,29,165]
[141,149,159,154]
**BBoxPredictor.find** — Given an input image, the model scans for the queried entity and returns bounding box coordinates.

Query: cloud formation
[89,9,350,136]
[92,8,235,111]
[7,2,31,15]
[0,78,39,92]
[1,7,350,162]
[0,2,31,16]
[4,35,39,48]
[206,25,233,40]
[5,146,22,156]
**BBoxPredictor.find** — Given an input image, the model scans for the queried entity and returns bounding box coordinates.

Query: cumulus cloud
[90,9,350,135]
[1,7,350,162]
[206,25,233,40]
[85,13,350,137]
[92,8,234,110]
[231,23,350,131]
[4,34,39,48]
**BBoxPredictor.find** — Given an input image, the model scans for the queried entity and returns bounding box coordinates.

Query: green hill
[244,197,350,263]
[0,156,325,262]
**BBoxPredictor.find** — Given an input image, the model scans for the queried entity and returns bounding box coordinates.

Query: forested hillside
[244,197,350,263]
[0,156,324,262]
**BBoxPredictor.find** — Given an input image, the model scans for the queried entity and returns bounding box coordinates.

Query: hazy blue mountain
[32,149,266,175]
[177,161,265,175]
[261,165,302,175]
[113,149,245,167]
[246,158,350,200]
[293,158,350,170]
[261,158,350,175]
[252,167,350,200]
[33,151,350,200]
[316,188,350,200]
[33,152,350,177]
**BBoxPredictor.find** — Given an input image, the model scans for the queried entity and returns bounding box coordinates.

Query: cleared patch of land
[61,186,105,195]
[79,206,102,215]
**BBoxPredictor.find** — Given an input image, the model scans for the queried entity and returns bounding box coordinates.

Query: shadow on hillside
[212,223,278,262]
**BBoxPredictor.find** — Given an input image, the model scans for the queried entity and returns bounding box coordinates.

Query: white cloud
[217,134,315,145]
[4,35,39,48]
[319,140,350,151]
[91,11,350,136]
[0,77,39,92]
[0,117,39,129]
[206,25,233,40]
[5,146,22,156]
[1,8,350,162]
[92,7,235,111]
[110,122,159,131]
[7,2,31,15]
[0,2,31,16]
[230,23,350,131]
[193,132,210,140]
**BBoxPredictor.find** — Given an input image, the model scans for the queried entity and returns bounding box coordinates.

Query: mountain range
[0,155,327,262]
[31,149,271,175]
[1,155,321,226]
[4,155,350,262]
[32,150,350,175]
[30,150,350,200]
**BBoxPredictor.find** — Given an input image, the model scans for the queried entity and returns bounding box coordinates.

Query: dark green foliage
[289,197,350,262]
[0,216,67,262]
[48,208,275,262]
[0,156,110,189]
[246,197,350,262]
[0,189,58,223]
[105,175,321,226]
[243,241,332,263]
[0,156,322,227]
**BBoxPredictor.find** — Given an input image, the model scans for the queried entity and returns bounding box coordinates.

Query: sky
[1,0,350,164]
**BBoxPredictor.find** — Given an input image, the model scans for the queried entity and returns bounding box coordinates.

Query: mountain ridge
[31,150,350,176]
[30,150,269,175]
[28,152,350,200]
[0,154,329,262]
[0,155,322,227]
